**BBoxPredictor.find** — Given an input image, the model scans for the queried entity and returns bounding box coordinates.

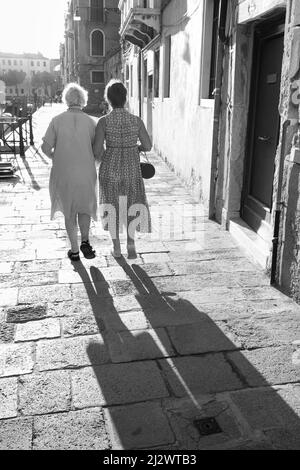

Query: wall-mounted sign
[291,79,300,105]
[267,73,277,84]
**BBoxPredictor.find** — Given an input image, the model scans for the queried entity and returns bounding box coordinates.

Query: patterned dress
[99,108,151,234]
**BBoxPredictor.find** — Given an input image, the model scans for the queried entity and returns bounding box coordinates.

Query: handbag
[140,152,155,179]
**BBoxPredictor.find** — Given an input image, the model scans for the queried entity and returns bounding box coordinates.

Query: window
[91,70,104,84]
[143,59,147,98]
[154,49,160,98]
[31,61,34,66]
[10,88,13,94]
[125,64,130,92]
[8,60,11,65]
[130,65,133,97]
[164,35,171,98]
[90,0,104,22]
[21,89,24,94]
[90,30,105,56]
[43,61,46,66]
[37,61,40,66]
[199,0,220,100]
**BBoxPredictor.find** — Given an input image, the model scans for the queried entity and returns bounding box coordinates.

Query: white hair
[62,83,88,108]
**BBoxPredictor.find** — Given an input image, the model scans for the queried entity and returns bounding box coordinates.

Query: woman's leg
[127,217,137,258]
[78,213,96,259]
[78,213,91,242]
[65,214,79,253]
[111,230,121,257]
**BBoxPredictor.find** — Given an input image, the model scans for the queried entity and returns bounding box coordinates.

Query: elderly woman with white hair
[41,83,97,261]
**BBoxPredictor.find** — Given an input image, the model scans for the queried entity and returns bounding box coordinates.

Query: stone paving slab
[159,355,244,397]
[18,284,72,304]
[0,377,18,419]
[0,288,18,307]
[19,370,71,416]
[15,318,61,342]
[36,335,109,371]
[0,321,15,344]
[105,328,175,363]
[228,385,300,431]
[0,262,14,274]
[228,346,300,387]
[32,408,109,450]
[167,321,242,355]
[263,427,300,450]
[0,417,33,450]
[104,402,175,450]
[5,304,48,323]
[71,361,169,408]
[0,342,34,377]
[14,259,61,273]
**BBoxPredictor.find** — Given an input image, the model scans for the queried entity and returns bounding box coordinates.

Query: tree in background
[31,71,56,97]
[0,70,26,96]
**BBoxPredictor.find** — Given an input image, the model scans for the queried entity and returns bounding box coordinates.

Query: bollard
[29,114,34,146]
[19,119,25,157]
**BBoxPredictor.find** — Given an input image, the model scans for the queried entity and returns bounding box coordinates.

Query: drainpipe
[271,119,290,285]
[208,0,229,220]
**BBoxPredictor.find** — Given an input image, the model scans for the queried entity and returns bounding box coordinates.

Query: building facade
[0,52,51,98]
[119,0,300,303]
[119,0,216,205]
[63,0,121,112]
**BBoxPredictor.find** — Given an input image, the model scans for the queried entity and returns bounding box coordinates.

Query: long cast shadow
[73,258,300,450]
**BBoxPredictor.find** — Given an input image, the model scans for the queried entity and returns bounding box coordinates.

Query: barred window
[90,30,105,56]
[91,71,104,84]
[90,0,104,22]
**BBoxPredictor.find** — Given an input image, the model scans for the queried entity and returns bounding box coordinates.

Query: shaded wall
[151,0,214,205]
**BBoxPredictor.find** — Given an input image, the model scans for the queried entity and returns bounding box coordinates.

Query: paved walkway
[1,104,300,450]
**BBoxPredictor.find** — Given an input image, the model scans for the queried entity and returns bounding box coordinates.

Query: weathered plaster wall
[277,0,300,300]
[215,0,288,236]
[151,0,214,205]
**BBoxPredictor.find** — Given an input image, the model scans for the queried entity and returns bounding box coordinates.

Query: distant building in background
[50,58,63,98]
[0,52,50,98]
[63,0,121,113]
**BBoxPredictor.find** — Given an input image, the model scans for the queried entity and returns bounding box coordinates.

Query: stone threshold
[228,218,272,272]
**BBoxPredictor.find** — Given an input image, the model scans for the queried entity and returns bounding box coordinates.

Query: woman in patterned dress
[93,80,152,258]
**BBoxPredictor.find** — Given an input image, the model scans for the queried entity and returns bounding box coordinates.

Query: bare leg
[65,215,79,253]
[127,218,137,259]
[78,213,91,242]
[111,232,121,258]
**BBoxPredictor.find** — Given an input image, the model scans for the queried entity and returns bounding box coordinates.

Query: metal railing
[0,113,34,158]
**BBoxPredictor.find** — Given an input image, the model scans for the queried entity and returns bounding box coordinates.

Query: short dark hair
[105,80,127,108]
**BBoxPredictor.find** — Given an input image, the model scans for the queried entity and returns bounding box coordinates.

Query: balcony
[119,0,161,47]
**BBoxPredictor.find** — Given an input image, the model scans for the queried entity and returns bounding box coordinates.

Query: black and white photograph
[0,0,300,454]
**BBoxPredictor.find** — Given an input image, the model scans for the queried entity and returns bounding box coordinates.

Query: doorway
[241,20,284,241]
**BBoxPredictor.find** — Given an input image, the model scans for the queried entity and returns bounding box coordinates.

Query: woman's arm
[41,141,54,159]
[41,119,56,159]
[93,117,105,162]
[138,119,152,152]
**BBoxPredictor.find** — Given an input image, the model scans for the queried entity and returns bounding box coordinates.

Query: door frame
[241,16,285,239]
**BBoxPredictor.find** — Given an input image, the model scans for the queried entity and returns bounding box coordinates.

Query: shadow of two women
[71,259,300,449]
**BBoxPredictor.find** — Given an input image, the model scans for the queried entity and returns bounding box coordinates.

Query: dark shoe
[80,240,96,259]
[68,250,80,262]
